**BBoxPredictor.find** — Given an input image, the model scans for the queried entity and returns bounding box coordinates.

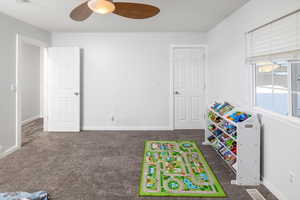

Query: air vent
[247,189,266,200]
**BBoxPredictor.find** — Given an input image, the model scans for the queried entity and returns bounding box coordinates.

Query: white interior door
[173,47,205,129]
[47,47,80,132]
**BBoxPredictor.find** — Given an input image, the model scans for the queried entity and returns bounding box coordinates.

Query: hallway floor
[0,130,277,200]
[21,118,43,146]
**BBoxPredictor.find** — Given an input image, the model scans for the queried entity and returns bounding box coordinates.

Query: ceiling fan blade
[113,2,160,19]
[70,1,93,21]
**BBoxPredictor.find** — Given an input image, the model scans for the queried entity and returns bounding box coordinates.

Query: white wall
[0,12,50,155]
[52,32,206,130]
[207,0,300,199]
[20,43,41,122]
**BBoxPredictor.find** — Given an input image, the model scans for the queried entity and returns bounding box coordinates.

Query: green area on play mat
[139,141,226,197]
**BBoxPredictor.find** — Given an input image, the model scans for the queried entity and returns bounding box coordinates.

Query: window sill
[253,107,300,128]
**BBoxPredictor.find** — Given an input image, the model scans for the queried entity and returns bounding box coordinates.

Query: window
[248,10,300,119]
[254,61,300,118]
[292,63,300,118]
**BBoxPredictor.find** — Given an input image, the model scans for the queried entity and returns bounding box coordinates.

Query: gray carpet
[0,130,278,200]
[21,118,43,146]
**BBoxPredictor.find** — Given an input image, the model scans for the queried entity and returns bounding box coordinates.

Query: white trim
[169,44,208,130]
[40,48,44,118]
[43,48,49,131]
[21,115,41,125]
[253,106,300,128]
[19,35,47,48]
[0,145,19,160]
[16,34,21,148]
[262,177,288,200]
[250,63,255,111]
[16,34,48,148]
[82,126,173,131]
[169,46,175,130]
[288,62,292,117]
[203,45,209,143]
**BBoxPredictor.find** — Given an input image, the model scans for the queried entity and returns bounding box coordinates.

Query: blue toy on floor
[0,191,49,200]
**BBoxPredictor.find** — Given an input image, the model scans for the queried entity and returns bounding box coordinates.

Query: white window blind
[247,11,300,63]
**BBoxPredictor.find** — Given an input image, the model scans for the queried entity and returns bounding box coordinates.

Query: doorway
[47,47,81,132]
[16,34,47,147]
[171,46,206,130]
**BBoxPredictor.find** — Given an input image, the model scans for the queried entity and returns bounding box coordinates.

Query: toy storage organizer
[204,102,261,186]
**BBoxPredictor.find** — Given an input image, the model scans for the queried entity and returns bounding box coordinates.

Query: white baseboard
[262,177,288,200]
[82,126,173,131]
[0,145,20,159]
[22,115,41,125]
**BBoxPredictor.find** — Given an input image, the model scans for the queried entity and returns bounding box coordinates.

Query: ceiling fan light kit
[88,0,116,15]
[70,0,160,21]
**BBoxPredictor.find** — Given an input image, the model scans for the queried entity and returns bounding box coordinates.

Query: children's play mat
[139,141,226,197]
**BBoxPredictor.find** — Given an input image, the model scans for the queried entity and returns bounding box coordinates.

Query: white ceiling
[0,0,249,32]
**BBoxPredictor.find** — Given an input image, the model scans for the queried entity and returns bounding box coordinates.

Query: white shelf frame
[205,102,261,186]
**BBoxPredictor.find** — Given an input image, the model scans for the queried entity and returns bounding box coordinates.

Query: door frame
[16,34,48,147]
[169,45,208,130]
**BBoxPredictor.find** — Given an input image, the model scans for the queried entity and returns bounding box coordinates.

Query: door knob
[174,91,180,95]
[74,92,80,96]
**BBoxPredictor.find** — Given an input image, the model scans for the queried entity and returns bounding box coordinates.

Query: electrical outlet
[289,171,295,183]
[110,115,117,123]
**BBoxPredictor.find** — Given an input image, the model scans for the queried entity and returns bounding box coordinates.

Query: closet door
[47,47,80,132]
[173,47,205,129]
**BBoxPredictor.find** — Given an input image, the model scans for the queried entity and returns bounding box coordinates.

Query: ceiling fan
[70,0,160,21]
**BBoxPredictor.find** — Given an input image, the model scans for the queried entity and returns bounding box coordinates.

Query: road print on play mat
[139,141,226,197]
